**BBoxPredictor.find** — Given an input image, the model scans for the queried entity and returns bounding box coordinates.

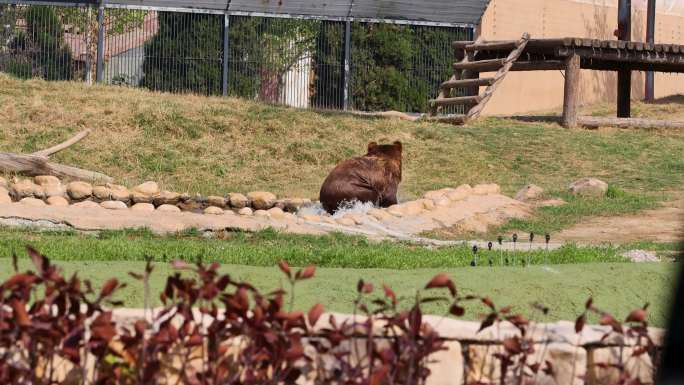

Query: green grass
[0,227,631,269]
[0,257,677,327]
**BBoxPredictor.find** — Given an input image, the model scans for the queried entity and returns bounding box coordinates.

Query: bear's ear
[393,141,402,152]
[367,142,378,152]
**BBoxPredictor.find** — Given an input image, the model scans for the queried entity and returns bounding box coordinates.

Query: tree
[25,6,73,80]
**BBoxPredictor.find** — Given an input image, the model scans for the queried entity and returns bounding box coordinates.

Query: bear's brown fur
[319,141,402,214]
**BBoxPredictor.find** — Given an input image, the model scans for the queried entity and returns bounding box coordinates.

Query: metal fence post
[342,20,351,110]
[645,0,656,102]
[95,1,105,83]
[222,13,230,97]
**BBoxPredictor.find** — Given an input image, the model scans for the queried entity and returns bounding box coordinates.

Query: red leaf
[499,306,512,314]
[425,273,456,296]
[297,265,316,280]
[543,360,555,376]
[11,299,30,327]
[278,261,291,278]
[600,314,624,333]
[357,280,373,294]
[575,314,586,333]
[478,313,497,332]
[308,303,324,326]
[100,279,118,299]
[128,272,143,280]
[449,304,465,317]
[27,246,48,276]
[3,273,38,289]
[585,297,594,310]
[626,308,647,323]
[481,297,495,310]
[383,284,397,306]
[285,344,305,360]
[370,365,390,385]
[632,346,648,357]
[408,305,422,335]
[503,337,522,354]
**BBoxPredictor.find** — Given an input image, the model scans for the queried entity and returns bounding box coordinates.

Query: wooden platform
[430,36,684,128]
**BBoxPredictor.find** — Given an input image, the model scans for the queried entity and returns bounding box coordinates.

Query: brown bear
[319,141,402,214]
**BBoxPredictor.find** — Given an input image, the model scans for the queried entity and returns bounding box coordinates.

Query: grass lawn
[0,227,638,269]
[0,257,678,327]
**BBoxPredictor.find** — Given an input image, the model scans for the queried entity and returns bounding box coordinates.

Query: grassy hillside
[0,256,677,326]
[1,74,683,201]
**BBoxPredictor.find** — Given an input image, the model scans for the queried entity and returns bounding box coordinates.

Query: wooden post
[617,0,631,117]
[562,54,581,128]
[95,1,105,83]
[645,0,656,101]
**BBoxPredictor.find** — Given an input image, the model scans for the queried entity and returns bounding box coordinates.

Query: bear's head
[366,141,402,180]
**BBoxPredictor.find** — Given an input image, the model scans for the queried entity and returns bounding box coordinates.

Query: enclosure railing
[0,1,473,113]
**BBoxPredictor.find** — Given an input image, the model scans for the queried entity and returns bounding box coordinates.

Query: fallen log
[0,130,113,183]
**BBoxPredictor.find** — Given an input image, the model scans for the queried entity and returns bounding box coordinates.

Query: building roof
[99,0,489,26]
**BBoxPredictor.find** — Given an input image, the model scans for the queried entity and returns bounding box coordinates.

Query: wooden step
[451,40,474,49]
[440,77,495,89]
[465,40,518,51]
[429,95,481,107]
[453,59,505,72]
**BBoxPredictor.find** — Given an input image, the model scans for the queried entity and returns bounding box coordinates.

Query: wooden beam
[440,77,495,89]
[510,60,565,71]
[429,95,482,107]
[453,59,505,72]
[452,41,475,49]
[562,54,581,128]
[465,41,518,51]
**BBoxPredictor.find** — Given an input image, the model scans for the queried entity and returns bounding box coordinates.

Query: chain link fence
[0,2,472,113]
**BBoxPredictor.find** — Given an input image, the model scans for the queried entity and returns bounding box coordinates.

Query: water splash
[296,200,377,219]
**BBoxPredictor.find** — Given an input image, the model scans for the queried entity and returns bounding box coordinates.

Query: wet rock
[248,191,277,210]
[66,181,93,200]
[301,215,322,222]
[279,198,312,213]
[336,217,356,226]
[204,206,224,215]
[178,200,202,212]
[154,191,181,206]
[20,197,46,207]
[254,209,270,218]
[237,207,253,216]
[229,193,249,209]
[101,200,128,210]
[157,204,181,213]
[368,208,393,222]
[388,201,424,217]
[514,184,544,202]
[34,175,60,186]
[446,184,472,201]
[267,207,286,220]
[207,196,227,208]
[72,200,101,209]
[342,213,367,225]
[472,184,501,195]
[107,184,131,202]
[47,196,69,207]
[569,178,608,197]
[131,203,155,212]
[93,186,111,201]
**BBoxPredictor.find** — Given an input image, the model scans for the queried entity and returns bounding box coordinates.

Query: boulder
[433,197,451,207]
[34,175,61,186]
[387,201,424,217]
[514,184,544,201]
[10,180,37,199]
[279,198,311,213]
[107,184,131,202]
[423,188,454,201]
[207,196,227,208]
[253,209,270,218]
[132,191,155,204]
[72,200,101,209]
[101,200,128,210]
[154,191,181,206]
[569,178,608,197]
[446,184,472,201]
[472,183,501,195]
[43,184,66,198]
[267,207,286,220]
[301,215,322,222]
[157,204,181,213]
[282,212,297,221]
[237,207,253,216]
[92,186,112,201]
[229,193,249,209]
[247,191,277,210]
[20,197,46,207]
[47,196,69,207]
[131,203,155,212]
[204,206,224,215]
[0,193,11,204]
[66,181,93,200]
[132,181,160,196]
[417,198,436,211]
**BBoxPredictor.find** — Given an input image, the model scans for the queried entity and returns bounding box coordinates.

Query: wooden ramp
[428,33,530,125]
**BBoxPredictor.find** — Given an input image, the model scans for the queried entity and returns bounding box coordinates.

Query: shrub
[24,6,73,81]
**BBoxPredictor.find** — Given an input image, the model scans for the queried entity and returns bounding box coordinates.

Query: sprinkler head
[488,259,493,267]
[529,232,535,243]
[497,236,503,245]
[488,241,493,251]
[512,233,518,243]
[545,233,551,244]
[505,257,509,265]
[472,244,478,254]
[470,260,476,267]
